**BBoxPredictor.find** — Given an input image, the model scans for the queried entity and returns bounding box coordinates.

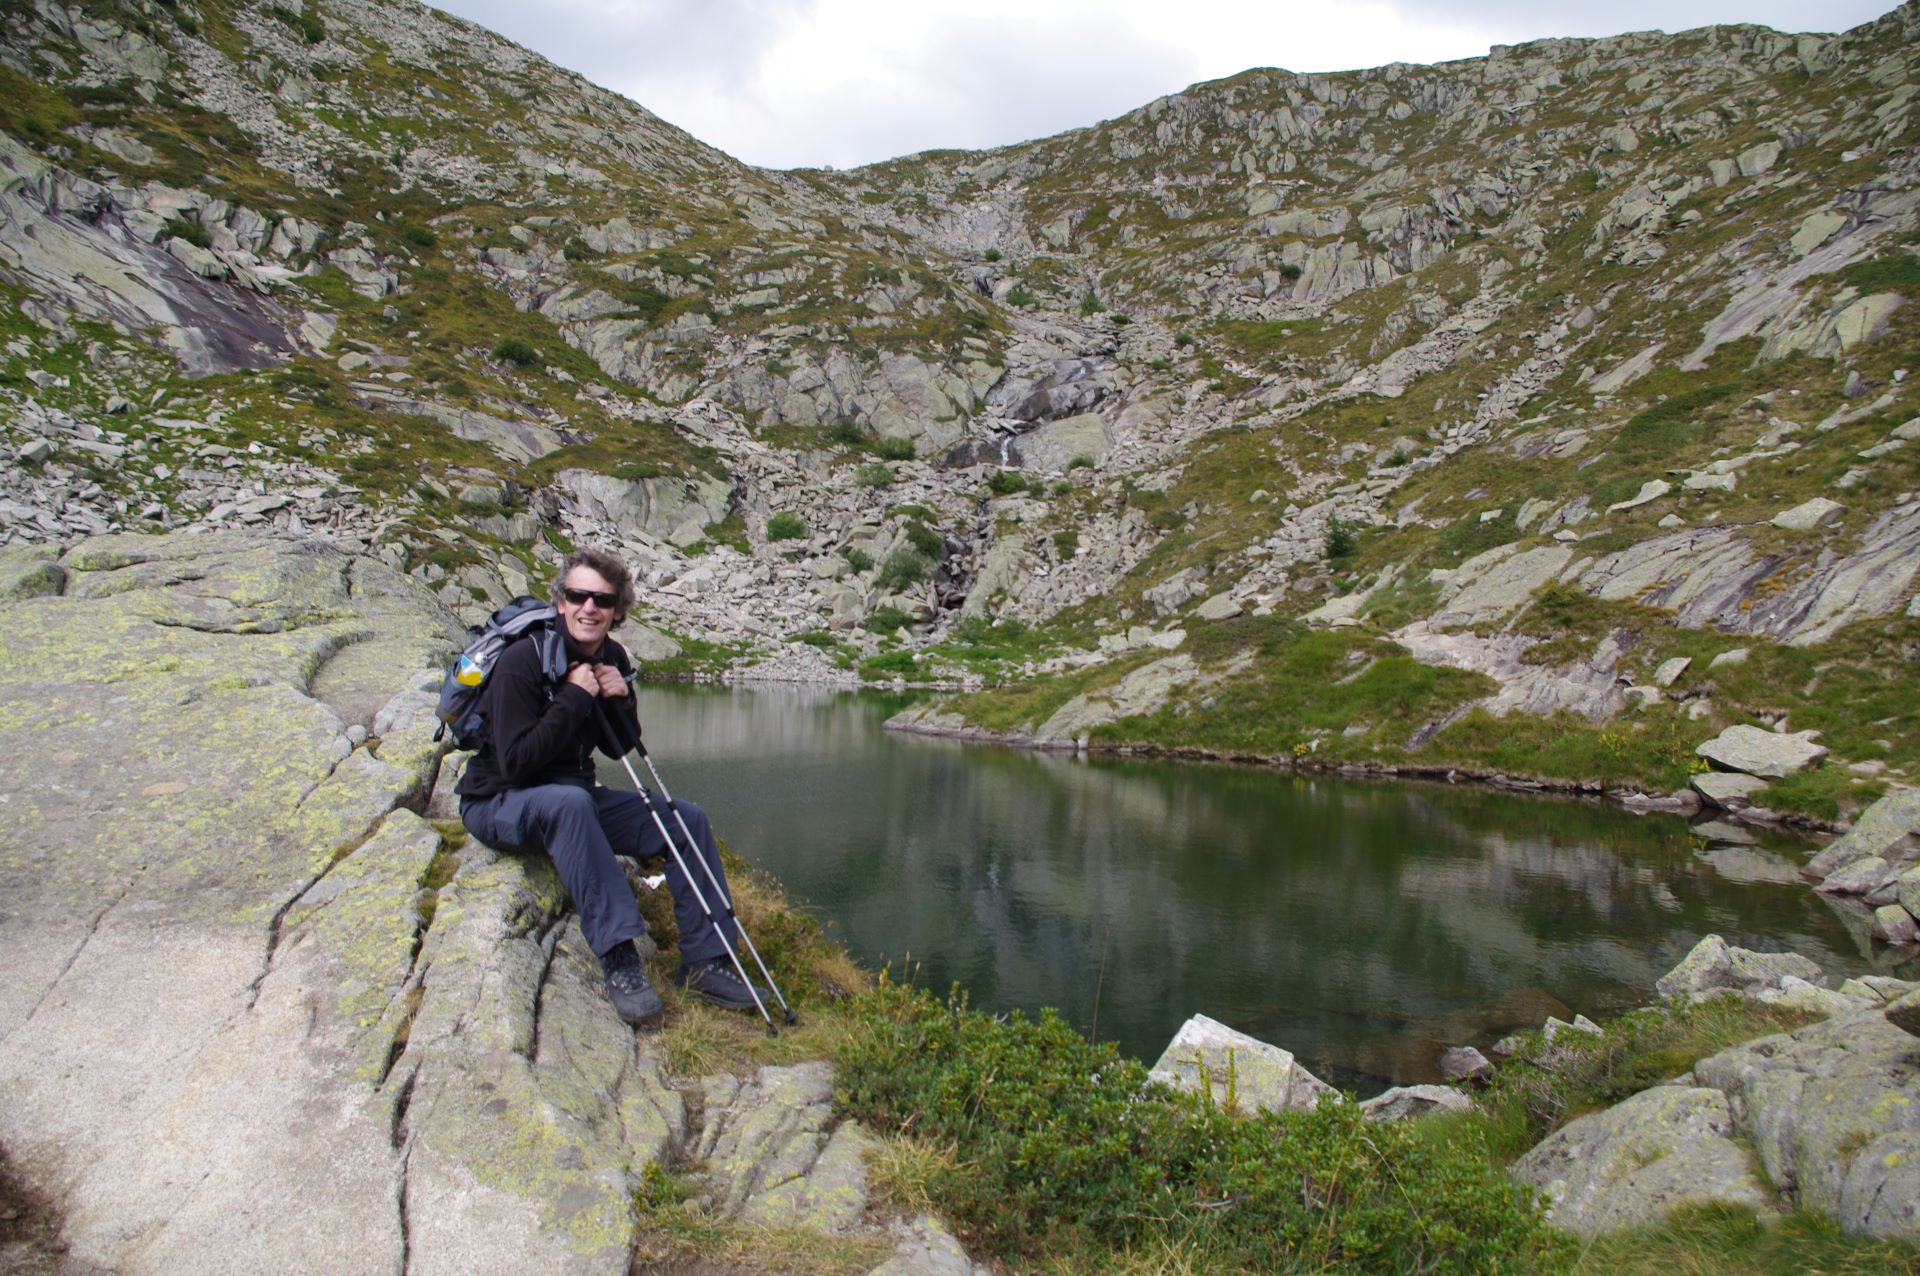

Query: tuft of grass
[1570,1203,1920,1276]
[1840,251,1920,296]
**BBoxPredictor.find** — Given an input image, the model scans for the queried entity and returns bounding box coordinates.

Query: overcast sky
[426,1,1900,170]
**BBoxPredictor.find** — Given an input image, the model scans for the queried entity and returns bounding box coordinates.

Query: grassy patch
[1570,1203,1920,1276]
[835,978,1564,1271]
[1432,996,1817,1166]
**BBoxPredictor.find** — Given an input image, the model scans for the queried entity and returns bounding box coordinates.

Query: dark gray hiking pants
[459,783,736,967]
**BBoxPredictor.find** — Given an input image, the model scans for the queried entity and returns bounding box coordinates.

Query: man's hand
[593,665,629,699]
[564,662,602,696]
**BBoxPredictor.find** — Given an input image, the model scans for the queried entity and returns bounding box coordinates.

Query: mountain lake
[612,683,1908,1090]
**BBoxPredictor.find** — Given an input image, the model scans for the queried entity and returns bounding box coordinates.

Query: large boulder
[1654,934,1826,1003]
[1806,789,1920,882]
[1010,412,1111,474]
[1694,724,1828,779]
[1695,1012,1920,1239]
[1358,1084,1472,1122]
[1148,1014,1334,1114]
[1511,1085,1777,1236]
[1033,654,1197,746]
[0,533,680,1274]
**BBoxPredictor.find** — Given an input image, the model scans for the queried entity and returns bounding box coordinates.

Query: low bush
[985,469,1029,496]
[865,605,912,633]
[859,649,919,678]
[836,980,1562,1271]
[844,548,874,573]
[901,521,944,560]
[400,224,436,250]
[876,435,916,461]
[491,338,539,366]
[857,462,895,487]
[765,511,806,541]
[875,550,931,591]
[163,215,211,250]
[1324,515,1357,560]
[828,419,867,447]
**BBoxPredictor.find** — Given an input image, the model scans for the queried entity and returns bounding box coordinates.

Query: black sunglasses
[561,587,619,608]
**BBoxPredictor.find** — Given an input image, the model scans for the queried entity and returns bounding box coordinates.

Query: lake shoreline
[881,710,1850,838]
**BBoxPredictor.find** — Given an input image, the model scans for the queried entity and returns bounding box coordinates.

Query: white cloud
[428,0,1900,169]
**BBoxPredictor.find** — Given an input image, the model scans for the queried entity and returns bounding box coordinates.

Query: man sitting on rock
[456,547,764,1027]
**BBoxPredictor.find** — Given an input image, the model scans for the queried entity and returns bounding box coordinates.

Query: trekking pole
[633,748,797,1025]
[592,703,785,1034]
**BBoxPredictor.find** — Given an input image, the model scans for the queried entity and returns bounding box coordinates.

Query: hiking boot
[605,963,663,1028]
[675,957,766,1013]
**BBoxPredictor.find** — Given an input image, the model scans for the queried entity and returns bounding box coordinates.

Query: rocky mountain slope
[1,0,1918,819]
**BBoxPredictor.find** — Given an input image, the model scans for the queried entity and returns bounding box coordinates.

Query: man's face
[557,566,620,649]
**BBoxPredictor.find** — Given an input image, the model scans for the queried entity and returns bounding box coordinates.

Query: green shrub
[845,547,874,573]
[611,284,671,323]
[1053,529,1079,557]
[836,980,1562,1269]
[765,512,806,541]
[1173,331,1194,347]
[857,462,895,487]
[1067,454,1095,470]
[828,419,867,447]
[492,338,540,366]
[865,605,912,633]
[902,521,944,560]
[985,469,1029,496]
[875,550,931,591]
[400,224,436,249]
[876,435,916,461]
[983,247,1002,262]
[1324,515,1357,560]
[859,649,919,677]
[1005,288,1037,307]
[1080,291,1105,315]
[269,4,326,44]
[163,216,211,250]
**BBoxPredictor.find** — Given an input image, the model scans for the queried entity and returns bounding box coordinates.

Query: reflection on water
[612,683,1905,1089]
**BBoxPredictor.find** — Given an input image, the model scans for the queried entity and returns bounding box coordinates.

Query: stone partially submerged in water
[1654,934,1826,1003]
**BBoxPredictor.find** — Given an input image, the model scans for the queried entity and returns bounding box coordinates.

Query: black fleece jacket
[455,633,641,800]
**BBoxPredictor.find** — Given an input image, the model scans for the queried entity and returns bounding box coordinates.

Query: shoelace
[609,965,651,992]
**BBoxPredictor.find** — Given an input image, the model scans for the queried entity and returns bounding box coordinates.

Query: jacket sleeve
[487,642,599,785]
[596,643,643,757]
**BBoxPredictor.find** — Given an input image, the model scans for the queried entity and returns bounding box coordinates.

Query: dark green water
[614,683,1901,1090]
